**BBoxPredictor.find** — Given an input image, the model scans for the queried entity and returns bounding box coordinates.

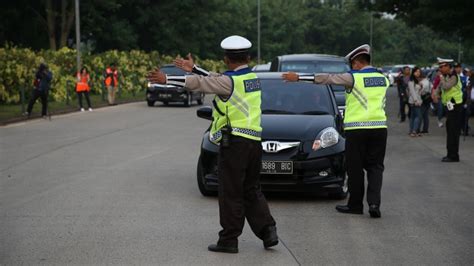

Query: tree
[0,0,472,64]
[357,0,473,41]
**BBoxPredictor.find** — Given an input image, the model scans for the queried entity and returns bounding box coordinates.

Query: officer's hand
[147,68,166,84]
[282,72,299,82]
[174,53,194,73]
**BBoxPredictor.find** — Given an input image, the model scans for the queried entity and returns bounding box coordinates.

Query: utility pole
[369,11,374,65]
[458,37,463,63]
[257,0,261,64]
[75,0,81,71]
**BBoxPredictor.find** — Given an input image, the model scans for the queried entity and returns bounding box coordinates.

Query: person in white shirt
[408,67,423,137]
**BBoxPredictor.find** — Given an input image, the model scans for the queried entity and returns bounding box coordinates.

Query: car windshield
[261,79,334,115]
[280,61,349,73]
[160,66,189,76]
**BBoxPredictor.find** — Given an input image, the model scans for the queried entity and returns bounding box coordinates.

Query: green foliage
[0,0,472,83]
[0,46,223,104]
[357,0,473,42]
[0,46,40,103]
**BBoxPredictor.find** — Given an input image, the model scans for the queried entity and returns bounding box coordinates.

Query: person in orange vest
[76,67,93,111]
[104,63,119,105]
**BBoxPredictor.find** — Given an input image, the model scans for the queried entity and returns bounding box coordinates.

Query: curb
[0,99,144,126]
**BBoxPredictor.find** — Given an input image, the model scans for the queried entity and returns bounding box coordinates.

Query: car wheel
[184,93,192,107]
[197,156,217,197]
[328,172,348,200]
[197,93,204,105]
[163,101,169,106]
[147,100,155,107]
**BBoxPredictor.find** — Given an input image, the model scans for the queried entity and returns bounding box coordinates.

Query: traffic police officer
[432,57,463,162]
[283,44,388,218]
[147,35,278,253]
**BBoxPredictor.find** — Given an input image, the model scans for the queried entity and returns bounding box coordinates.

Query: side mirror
[197,106,213,120]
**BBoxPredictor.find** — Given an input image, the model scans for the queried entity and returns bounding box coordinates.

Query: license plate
[261,161,293,174]
[159,93,172,98]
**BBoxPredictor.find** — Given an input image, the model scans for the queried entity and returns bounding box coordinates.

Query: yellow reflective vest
[441,74,463,105]
[210,68,262,144]
[344,68,389,130]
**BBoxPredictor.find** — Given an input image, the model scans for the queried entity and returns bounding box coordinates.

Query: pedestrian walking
[147,35,278,253]
[104,63,118,105]
[432,58,463,162]
[456,65,470,136]
[24,63,53,118]
[408,67,423,137]
[397,66,411,122]
[282,44,388,218]
[76,67,93,112]
[463,68,471,136]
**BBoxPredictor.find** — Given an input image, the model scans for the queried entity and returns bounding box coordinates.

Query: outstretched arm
[282,72,353,87]
[147,68,232,96]
[174,53,210,76]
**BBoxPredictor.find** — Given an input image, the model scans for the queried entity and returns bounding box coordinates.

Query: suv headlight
[312,127,339,151]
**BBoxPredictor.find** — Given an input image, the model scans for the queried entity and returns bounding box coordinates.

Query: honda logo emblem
[262,141,300,153]
[266,141,279,153]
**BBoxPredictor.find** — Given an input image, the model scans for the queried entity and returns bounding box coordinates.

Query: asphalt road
[1,88,473,265]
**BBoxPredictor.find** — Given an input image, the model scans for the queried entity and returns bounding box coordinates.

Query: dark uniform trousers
[445,104,462,160]
[27,89,48,116]
[345,128,387,209]
[217,136,276,247]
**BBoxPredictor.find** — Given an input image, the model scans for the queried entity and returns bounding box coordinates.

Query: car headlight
[312,127,339,151]
[147,82,151,88]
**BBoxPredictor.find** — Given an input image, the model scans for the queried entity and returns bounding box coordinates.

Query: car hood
[261,114,335,141]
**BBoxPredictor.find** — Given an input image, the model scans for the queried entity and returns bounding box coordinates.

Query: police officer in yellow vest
[283,44,388,218]
[432,57,463,162]
[147,35,278,253]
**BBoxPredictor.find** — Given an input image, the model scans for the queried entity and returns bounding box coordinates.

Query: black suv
[195,73,347,198]
[269,54,349,73]
[270,54,349,116]
[146,65,205,107]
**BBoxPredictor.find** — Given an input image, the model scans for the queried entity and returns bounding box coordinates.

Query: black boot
[261,226,279,249]
[208,243,238,254]
[441,156,459,162]
[335,205,363,214]
[369,204,381,218]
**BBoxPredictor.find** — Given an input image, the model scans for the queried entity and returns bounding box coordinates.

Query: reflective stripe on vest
[209,68,262,143]
[344,69,389,130]
[441,74,463,105]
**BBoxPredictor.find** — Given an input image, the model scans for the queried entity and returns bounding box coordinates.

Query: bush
[0,46,226,104]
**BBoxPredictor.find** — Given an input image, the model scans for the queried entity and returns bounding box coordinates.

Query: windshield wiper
[300,111,330,115]
[262,109,296,114]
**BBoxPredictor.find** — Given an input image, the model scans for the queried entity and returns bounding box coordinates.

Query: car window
[261,79,334,115]
[280,61,349,73]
